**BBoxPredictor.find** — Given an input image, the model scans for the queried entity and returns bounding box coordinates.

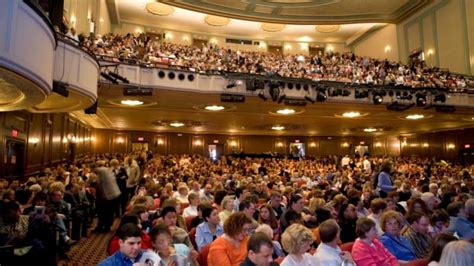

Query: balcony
[0,0,56,111]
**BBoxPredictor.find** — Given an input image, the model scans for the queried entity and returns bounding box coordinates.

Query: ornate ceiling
[158,0,431,24]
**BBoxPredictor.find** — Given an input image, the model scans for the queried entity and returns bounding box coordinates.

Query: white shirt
[182,205,198,218]
[363,159,371,173]
[313,243,343,266]
[280,253,319,266]
[368,214,383,236]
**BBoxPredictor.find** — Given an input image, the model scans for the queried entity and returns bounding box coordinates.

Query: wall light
[427,49,434,56]
[30,137,39,146]
[277,142,284,147]
[447,144,455,149]
[284,44,292,50]
[70,15,76,25]
[384,45,391,53]
[342,142,349,147]
[230,140,237,147]
[309,142,316,147]
[375,142,382,147]
[194,140,202,146]
[423,143,429,147]
[157,139,164,145]
[116,137,124,143]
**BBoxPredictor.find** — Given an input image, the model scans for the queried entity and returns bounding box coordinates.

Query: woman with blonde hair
[280,223,317,266]
[438,240,474,266]
[218,195,234,224]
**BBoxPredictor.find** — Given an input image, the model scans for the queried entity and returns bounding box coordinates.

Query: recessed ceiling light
[272,126,285,131]
[170,122,185,127]
[204,105,225,111]
[121,100,144,106]
[364,128,377,132]
[342,111,360,118]
[406,114,424,120]
[276,108,296,115]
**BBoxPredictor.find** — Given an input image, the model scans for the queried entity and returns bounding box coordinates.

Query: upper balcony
[0,0,56,111]
[28,35,99,113]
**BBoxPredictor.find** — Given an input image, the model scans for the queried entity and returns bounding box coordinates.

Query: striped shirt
[401,226,432,258]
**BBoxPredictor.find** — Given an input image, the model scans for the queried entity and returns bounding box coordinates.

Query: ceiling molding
[158,0,432,25]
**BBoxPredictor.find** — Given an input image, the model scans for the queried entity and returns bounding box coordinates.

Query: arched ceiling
[157,0,431,24]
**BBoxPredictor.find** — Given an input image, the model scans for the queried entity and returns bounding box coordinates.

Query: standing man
[95,160,121,232]
[110,159,128,217]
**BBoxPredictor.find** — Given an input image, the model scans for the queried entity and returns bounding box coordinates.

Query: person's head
[130,206,149,222]
[1,201,21,223]
[438,240,474,266]
[421,192,439,210]
[339,203,357,221]
[370,198,387,215]
[318,219,340,244]
[49,189,64,203]
[239,199,256,218]
[259,205,277,225]
[246,232,274,266]
[221,195,235,211]
[188,192,200,206]
[204,183,212,194]
[202,205,220,225]
[281,224,314,255]
[380,160,392,173]
[431,210,449,229]
[160,206,177,227]
[356,217,377,241]
[381,210,402,236]
[447,201,465,217]
[283,209,303,226]
[224,212,253,241]
[270,191,282,207]
[255,224,274,240]
[428,233,458,263]
[110,159,119,169]
[465,199,474,221]
[235,186,249,200]
[149,223,172,252]
[32,191,49,206]
[406,211,430,234]
[289,194,305,213]
[429,183,438,195]
[116,223,142,259]
[408,198,428,214]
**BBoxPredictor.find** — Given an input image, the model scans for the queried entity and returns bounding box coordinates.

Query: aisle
[58,219,120,266]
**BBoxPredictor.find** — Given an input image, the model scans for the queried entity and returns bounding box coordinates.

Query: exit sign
[138,137,144,141]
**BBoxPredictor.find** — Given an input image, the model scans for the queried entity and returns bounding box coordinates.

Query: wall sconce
[284,44,292,51]
[116,137,124,144]
[401,140,407,147]
[342,142,349,147]
[194,140,202,146]
[427,49,434,57]
[375,142,382,147]
[30,137,39,147]
[447,143,455,149]
[277,142,284,147]
[230,141,237,147]
[422,143,429,147]
[309,142,316,147]
[157,139,164,145]
[70,15,76,25]
[91,136,96,142]
[384,45,391,53]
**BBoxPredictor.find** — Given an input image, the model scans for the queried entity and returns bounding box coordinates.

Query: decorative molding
[145,2,174,16]
[204,15,230,26]
[261,23,286,32]
[315,25,340,33]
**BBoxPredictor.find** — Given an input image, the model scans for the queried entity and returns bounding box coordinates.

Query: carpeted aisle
[58,219,119,266]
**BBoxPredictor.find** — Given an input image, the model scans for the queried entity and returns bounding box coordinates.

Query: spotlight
[108,72,130,83]
[416,93,427,107]
[434,93,446,103]
[373,95,383,105]
[258,91,268,101]
[316,91,327,102]
[100,72,118,84]
[305,95,315,104]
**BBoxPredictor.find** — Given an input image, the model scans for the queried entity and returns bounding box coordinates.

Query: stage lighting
[108,72,130,83]
[316,91,327,102]
[416,94,427,107]
[100,72,118,84]
[373,95,383,105]
[434,93,446,103]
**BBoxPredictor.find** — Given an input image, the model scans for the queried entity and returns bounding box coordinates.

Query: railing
[23,0,57,47]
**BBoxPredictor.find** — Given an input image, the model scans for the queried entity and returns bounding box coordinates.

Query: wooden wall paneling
[225,136,241,155]
[241,136,273,154]
[154,134,168,155]
[112,132,129,154]
[169,133,191,155]
[306,138,320,157]
[26,113,43,173]
[42,114,53,166]
[319,138,338,156]
[190,135,205,156]
[273,137,287,155]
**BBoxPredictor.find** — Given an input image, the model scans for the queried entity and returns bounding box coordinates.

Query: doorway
[208,144,224,161]
[132,142,148,152]
[309,46,325,56]
[268,45,283,55]
[289,143,305,158]
[4,139,25,179]
[355,145,369,157]
[460,148,474,166]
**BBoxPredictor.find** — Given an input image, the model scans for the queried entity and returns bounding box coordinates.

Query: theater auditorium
[1,0,474,265]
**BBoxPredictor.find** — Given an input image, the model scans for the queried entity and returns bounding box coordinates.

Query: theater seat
[274,256,284,264]
[406,258,429,266]
[185,215,196,230]
[198,244,211,266]
[339,242,354,253]
[189,227,197,250]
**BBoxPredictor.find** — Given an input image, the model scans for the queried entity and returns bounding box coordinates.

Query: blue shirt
[196,222,224,251]
[446,216,474,240]
[380,233,416,261]
[377,171,393,193]
[98,250,144,266]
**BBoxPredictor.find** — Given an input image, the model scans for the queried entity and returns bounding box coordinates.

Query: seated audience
[446,200,474,240]
[258,204,280,238]
[107,214,152,255]
[196,205,224,251]
[219,195,235,224]
[401,211,433,258]
[367,198,387,236]
[280,223,318,266]
[337,203,358,243]
[351,217,398,266]
[183,192,200,218]
[255,224,285,259]
[426,233,458,266]
[241,232,279,266]
[379,210,416,262]
[99,223,144,266]
[208,212,253,266]
[313,219,354,265]
[149,223,196,265]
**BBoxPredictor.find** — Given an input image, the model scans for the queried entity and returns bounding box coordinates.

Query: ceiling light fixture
[204,105,225,111]
[342,111,360,118]
[276,109,295,115]
[272,126,285,131]
[364,128,377,132]
[121,100,144,106]
[406,114,424,120]
[170,122,185,127]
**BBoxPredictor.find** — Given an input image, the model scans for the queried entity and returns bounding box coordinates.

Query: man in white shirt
[363,156,372,174]
[313,219,354,266]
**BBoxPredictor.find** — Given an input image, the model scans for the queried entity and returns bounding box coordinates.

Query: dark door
[5,139,25,179]
[459,148,474,166]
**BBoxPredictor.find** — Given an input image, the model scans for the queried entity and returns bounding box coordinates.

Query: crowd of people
[73,31,474,92]
[0,151,473,265]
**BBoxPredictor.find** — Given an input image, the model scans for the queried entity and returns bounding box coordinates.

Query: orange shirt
[207,235,248,266]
